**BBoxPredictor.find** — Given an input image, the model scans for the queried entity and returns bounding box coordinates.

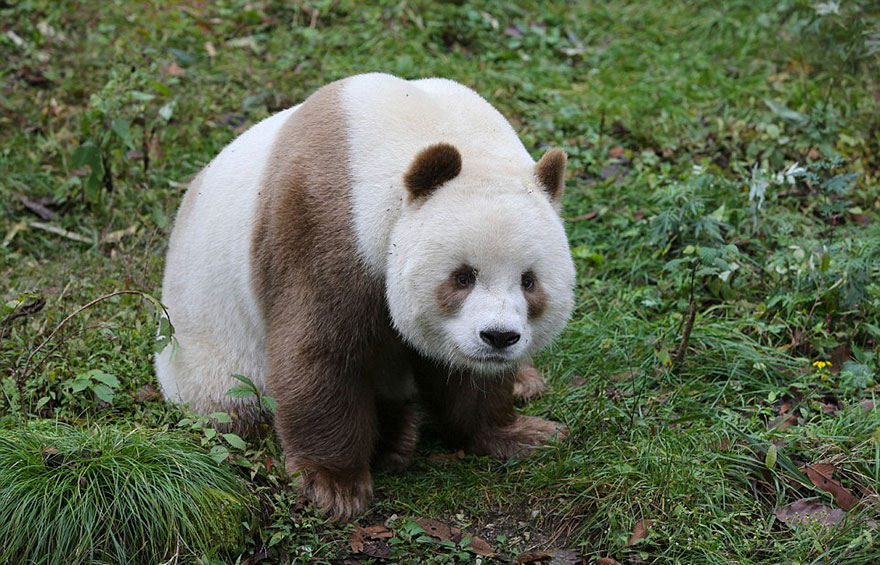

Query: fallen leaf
[348,526,364,553]
[775,499,845,526]
[609,145,625,158]
[416,517,453,541]
[135,385,161,402]
[515,550,580,564]
[769,406,798,430]
[570,375,587,387]
[626,519,653,546]
[564,211,598,222]
[465,535,493,556]
[805,463,856,510]
[362,524,393,539]
[859,399,874,411]
[595,558,623,565]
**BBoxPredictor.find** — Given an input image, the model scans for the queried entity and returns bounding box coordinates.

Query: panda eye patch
[521,272,536,291]
[453,267,476,288]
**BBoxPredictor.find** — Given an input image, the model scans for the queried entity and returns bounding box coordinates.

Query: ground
[2,1,880,563]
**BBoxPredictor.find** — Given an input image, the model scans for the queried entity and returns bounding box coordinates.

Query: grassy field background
[2,0,880,563]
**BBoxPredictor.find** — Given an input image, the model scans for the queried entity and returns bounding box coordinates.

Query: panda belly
[155,105,300,412]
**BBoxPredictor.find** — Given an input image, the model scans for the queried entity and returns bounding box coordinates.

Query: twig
[674,261,698,366]
[28,221,93,244]
[674,304,696,365]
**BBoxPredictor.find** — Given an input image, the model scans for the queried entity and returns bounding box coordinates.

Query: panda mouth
[464,352,517,367]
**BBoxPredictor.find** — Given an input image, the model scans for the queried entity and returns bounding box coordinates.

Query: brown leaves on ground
[627,519,653,546]
[769,400,798,430]
[349,517,494,558]
[413,517,493,556]
[595,558,623,565]
[775,499,846,527]
[804,463,856,510]
[348,523,393,559]
[135,384,162,403]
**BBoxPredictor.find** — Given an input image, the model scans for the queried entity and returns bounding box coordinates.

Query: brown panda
[156,73,576,519]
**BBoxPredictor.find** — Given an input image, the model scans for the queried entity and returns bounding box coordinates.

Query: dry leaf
[805,464,856,510]
[135,384,161,402]
[348,526,364,553]
[362,524,393,539]
[416,517,453,541]
[564,211,598,222]
[775,499,846,526]
[465,535,493,556]
[859,399,874,411]
[626,519,653,546]
[595,558,623,565]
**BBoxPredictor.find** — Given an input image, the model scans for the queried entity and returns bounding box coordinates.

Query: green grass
[0,422,255,564]
[2,0,880,563]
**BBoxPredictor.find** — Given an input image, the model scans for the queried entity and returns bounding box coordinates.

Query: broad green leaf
[765,444,777,469]
[86,370,120,389]
[209,445,229,464]
[226,385,255,398]
[92,383,115,403]
[70,379,91,393]
[261,395,277,413]
[222,433,247,450]
[209,411,232,424]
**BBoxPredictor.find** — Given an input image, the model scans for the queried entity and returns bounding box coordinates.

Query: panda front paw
[512,363,547,401]
[472,415,567,459]
[288,461,373,521]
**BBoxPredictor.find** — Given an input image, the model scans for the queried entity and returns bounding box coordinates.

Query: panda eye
[521,272,536,291]
[454,268,476,288]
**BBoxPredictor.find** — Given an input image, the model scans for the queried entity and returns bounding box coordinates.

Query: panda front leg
[411,354,566,459]
[267,329,376,521]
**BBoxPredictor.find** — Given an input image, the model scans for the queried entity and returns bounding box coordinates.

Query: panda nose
[480,330,521,349]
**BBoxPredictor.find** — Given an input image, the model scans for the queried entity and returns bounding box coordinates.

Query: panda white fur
[156,73,576,519]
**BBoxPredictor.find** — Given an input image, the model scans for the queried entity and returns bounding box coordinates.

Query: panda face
[385,181,575,375]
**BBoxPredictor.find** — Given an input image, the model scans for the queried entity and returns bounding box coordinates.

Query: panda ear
[534,148,567,206]
[404,143,462,201]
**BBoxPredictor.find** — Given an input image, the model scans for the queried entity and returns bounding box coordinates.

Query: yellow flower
[813,360,830,369]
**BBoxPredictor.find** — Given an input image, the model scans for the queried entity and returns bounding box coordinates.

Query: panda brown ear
[404,143,462,201]
[534,148,567,205]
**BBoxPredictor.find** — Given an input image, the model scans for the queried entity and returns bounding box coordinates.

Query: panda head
[385,143,576,375]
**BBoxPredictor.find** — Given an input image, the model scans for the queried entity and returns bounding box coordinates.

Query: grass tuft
[0,422,255,564]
